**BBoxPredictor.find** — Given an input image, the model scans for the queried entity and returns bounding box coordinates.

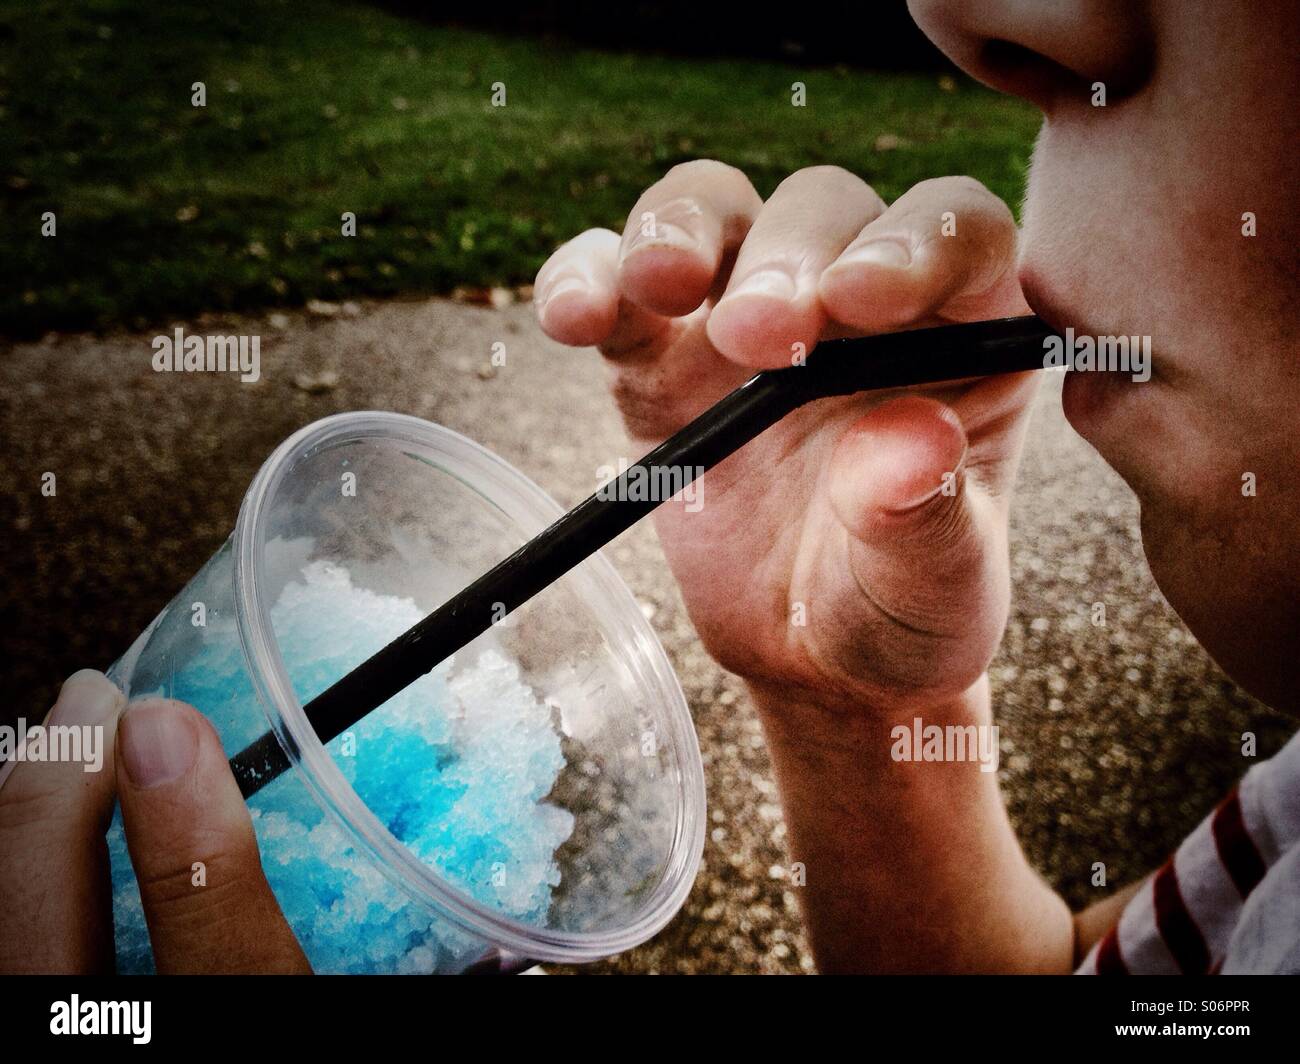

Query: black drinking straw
[230,315,1056,797]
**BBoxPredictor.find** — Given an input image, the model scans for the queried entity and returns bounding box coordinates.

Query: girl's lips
[1017,265,1131,441]
[1016,264,1071,339]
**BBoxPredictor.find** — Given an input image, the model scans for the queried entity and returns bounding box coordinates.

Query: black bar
[13,972,1289,1044]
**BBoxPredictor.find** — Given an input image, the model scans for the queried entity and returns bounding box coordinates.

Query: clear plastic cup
[105,411,705,973]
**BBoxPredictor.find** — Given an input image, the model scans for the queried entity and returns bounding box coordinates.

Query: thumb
[116,699,310,974]
[827,395,1009,692]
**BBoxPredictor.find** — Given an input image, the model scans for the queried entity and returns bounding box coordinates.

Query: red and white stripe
[1078,729,1300,975]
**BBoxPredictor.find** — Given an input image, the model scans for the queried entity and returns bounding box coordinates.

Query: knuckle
[906,178,1018,293]
[922,175,1014,224]
[609,366,678,440]
[779,165,880,203]
[788,163,856,186]
[570,226,619,249]
[919,174,986,197]
[662,159,759,211]
[665,157,747,188]
[544,228,611,272]
[0,774,80,837]
[535,228,611,293]
[136,846,258,927]
[607,348,719,442]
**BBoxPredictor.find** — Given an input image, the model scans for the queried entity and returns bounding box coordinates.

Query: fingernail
[622,219,698,258]
[845,240,911,269]
[538,276,586,312]
[119,700,199,789]
[727,268,798,300]
[52,669,125,726]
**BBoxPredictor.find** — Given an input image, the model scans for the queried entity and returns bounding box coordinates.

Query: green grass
[0,0,1041,337]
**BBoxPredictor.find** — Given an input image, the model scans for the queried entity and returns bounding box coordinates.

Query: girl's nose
[908,0,1154,112]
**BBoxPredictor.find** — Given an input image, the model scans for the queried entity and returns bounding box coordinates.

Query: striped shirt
[1077,728,1300,975]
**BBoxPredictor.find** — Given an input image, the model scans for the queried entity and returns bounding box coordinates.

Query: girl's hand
[536,162,1035,717]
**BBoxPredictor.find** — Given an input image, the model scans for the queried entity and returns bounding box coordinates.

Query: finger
[618,159,764,317]
[116,699,310,974]
[0,670,123,974]
[826,396,1008,691]
[819,176,1029,332]
[706,166,885,368]
[535,228,674,357]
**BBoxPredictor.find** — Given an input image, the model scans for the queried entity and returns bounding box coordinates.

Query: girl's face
[909,0,1300,711]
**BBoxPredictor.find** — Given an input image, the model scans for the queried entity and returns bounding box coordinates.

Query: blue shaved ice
[108,561,575,973]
